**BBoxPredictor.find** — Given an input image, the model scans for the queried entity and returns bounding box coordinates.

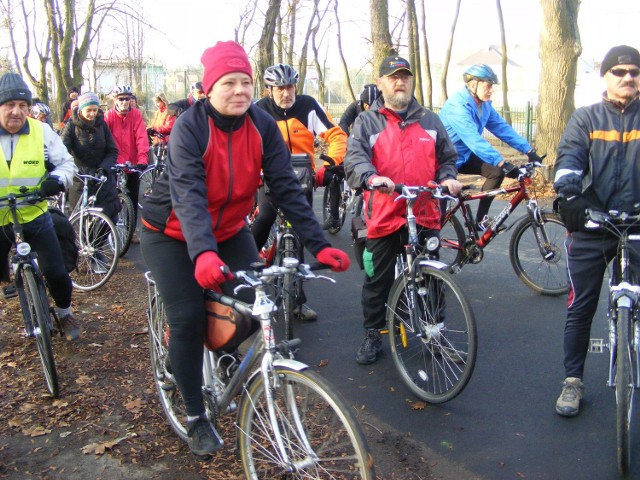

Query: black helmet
[264,64,299,87]
[462,64,499,84]
[191,81,204,92]
[360,84,379,106]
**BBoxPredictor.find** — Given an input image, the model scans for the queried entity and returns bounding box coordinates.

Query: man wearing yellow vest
[0,73,79,340]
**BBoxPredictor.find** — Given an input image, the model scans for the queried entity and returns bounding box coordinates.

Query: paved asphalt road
[287,194,637,480]
[133,192,637,480]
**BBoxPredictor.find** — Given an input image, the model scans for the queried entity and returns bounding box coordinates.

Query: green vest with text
[0,117,49,226]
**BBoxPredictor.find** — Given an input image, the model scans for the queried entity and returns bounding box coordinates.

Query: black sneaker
[186,416,224,458]
[355,329,382,365]
[322,216,341,232]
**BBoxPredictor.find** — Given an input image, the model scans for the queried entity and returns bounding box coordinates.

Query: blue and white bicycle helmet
[31,103,51,117]
[462,64,499,84]
[112,84,132,96]
[264,64,299,87]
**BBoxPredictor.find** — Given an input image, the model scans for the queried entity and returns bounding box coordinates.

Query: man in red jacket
[104,84,148,243]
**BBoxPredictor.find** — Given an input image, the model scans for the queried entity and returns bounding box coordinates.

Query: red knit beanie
[201,41,253,95]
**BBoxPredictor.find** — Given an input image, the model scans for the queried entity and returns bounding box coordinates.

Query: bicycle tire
[147,293,190,440]
[114,192,135,256]
[276,235,298,341]
[615,305,634,476]
[237,366,375,479]
[509,212,569,296]
[138,167,158,210]
[17,266,59,397]
[387,265,477,403]
[352,192,364,218]
[322,182,342,235]
[439,211,466,270]
[70,210,120,291]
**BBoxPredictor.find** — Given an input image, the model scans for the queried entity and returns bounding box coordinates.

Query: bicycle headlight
[426,236,440,252]
[16,242,31,256]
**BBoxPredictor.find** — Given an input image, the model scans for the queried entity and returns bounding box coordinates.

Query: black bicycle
[2,189,61,397]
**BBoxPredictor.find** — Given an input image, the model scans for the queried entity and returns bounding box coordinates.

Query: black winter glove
[502,162,520,179]
[95,168,107,180]
[526,149,543,163]
[557,195,588,233]
[40,177,64,197]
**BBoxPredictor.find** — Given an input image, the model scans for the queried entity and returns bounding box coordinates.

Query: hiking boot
[186,416,223,458]
[91,253,108,274]
[555,377,584,417]
[60,313,81,341]
[356,329,382,365]
[294,304,318,322]
[322,216,341,232]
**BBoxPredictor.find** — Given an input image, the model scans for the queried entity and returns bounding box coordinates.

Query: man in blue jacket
[440,64,542,228]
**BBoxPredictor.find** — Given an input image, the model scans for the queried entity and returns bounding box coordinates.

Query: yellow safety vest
[0,117,48,226]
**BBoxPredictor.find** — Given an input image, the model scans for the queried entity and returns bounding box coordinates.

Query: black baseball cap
[379,55,413,77]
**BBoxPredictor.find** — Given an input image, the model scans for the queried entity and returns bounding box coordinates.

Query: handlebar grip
[305,261,330,272]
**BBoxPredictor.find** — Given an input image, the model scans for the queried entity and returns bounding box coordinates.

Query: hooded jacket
[344,96,458,238]
[104,105,149,165]
[149,92,175,143]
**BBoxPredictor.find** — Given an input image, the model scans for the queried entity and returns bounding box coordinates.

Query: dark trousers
[0,213,72,309]
[125,172,140,223]
[141,226,259,416]
[563,231,640,379]
[458,154,505,223]
[361,227,438,330]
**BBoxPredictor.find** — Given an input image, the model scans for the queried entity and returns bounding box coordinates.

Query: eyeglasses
[609,68,640,78]
[117,96,132,101]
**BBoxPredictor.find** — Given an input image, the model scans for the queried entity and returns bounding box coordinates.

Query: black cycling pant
[125,172,140,224]
[457,154,505,223]
[563,231,640,379]
[141,226,259,416]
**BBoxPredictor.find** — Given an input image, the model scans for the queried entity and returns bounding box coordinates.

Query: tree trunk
[537,0,581,178]
[406,0,422,104]
[257,0,282,88]
[496,0,511,124]
[440,0,461,102]
[418,0,433,109]
[333,0,355,102]
[370,0,394,76]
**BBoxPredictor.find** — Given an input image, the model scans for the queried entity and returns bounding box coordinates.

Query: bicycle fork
[526,201,558,261]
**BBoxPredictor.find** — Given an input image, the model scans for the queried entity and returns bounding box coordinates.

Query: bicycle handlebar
[585,208,640,234]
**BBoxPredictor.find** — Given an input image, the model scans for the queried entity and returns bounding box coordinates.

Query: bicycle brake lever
[314,274,337,284]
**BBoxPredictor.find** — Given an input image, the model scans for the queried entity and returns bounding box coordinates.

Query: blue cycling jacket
[440,87,532,168]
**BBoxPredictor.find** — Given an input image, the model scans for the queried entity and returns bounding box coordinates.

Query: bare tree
[440,0,461,102]
[332,0,355,102]
[496,0,511,124]
[418,0,433,108]
[406,0,422,103]
[310,0,330,103]
[370,0,394,76]
[257,0,282,87]
[537,0,581,176]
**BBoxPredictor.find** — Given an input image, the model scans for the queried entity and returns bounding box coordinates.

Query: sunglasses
[117,96,132,101]
[609,68,640,78]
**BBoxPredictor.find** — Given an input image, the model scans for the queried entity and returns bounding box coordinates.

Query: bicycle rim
[70,211,120,291]
[616,306,634,476]
[237,366,375,479]
[387,266,477,403]
[277,235,298,340]
[138,168,157,210]
[22,267,59,397]
[114,192,135,256]
[439,212,465,270]
[509,213,569,296]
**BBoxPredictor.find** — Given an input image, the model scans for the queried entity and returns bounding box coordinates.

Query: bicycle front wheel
[237,366,375,479]
[138,167,158,209]
[387,265,477,403]
[70,210,119,291]
[17,266,58,397]
[114,192,135,257]
[275,235,299,341]
[615,305,634,476]
[439,211,466,270]
[322,181,343,235]
[509,212,569,296]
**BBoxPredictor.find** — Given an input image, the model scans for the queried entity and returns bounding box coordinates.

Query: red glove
[315,247,351,272]
[194,251,230,290]
[314,166,327,187]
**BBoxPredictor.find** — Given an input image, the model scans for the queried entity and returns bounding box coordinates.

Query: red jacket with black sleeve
[141,100,330,262]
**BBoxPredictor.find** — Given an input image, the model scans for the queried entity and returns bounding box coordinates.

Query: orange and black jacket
[554,95,640,213]
[254,95,347,170]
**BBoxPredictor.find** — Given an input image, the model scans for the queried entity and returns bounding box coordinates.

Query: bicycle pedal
[2,284,17,299]
[160,381,176,391]
[589,338,607,353]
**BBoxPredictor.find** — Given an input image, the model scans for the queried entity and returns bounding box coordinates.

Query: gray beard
[386,91,411,110]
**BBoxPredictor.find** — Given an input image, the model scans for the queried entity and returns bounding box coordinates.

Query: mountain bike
[440,160,569,296]
[68,173,120,291]
[585,209,640,477]
[1,189,61,397]
[145,262,376,479]
[382,182,477,403]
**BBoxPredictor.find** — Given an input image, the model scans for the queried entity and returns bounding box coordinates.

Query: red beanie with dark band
[201,41,253,95]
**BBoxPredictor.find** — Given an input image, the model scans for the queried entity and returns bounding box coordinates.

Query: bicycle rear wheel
[439,211,466,270]
[509,212,569,296]
[322,181,343,235]
[114,192,135,256]
[615,305,635,476]
[237,366,375,479]
[17,266,58,397]
[70,210,119,291]
[275,234,300,340]
[139,166,159,209]
[387,265,477,403]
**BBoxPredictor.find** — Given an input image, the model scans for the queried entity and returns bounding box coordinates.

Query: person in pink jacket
[104,84,149,243]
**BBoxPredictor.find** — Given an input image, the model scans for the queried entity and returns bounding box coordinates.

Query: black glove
[146,127,156,136]
[526,149,543,163]
[95,168,107,179]
[557,195,588,233]
[40,177,64,197]
[320,154,336,166]
[502,162,520,179]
